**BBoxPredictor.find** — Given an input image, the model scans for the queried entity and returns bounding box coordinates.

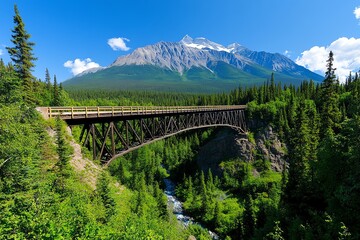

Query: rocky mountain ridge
[110,35,321,80]
[63,35,323,92]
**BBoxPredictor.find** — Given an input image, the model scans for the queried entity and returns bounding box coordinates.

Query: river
[163,178,219,239]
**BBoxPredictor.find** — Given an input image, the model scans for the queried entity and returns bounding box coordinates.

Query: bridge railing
[41,105,246,120]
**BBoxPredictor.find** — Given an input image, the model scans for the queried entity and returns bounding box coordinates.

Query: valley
[1,3,360,240]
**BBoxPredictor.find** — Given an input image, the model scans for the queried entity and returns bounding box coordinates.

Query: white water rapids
[163,178,219,239]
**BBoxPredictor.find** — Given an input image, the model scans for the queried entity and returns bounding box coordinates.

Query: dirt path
[69,137,101,190]
[48,126,101,190]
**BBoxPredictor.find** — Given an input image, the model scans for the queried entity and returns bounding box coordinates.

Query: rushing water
[163,178,219,239]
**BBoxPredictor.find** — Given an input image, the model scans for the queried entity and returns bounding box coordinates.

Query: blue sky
[1,0,360,82]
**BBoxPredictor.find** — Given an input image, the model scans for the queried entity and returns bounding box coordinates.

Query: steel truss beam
[77,110,246,165]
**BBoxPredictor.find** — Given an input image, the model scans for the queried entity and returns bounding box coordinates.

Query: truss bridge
[37,105,247,165]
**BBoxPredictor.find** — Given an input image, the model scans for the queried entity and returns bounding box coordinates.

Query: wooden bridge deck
[37,105,247,120]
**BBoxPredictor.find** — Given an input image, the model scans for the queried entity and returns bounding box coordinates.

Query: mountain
[63,35,323,93]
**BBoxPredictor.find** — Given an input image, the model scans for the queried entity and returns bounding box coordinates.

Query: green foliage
[95,172,116,222]
[264,221,284,240]
[6,5,37,105]
[317,116,360,237]
[52,75,61,106]
[52,117,73,194]
[243,194,256,238]
[319,51,342,136]
[0,63,22,104]
[187,224,212,240]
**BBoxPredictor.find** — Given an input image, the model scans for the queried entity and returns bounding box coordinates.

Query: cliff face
[196,126,287,175]
[253,126,287,172]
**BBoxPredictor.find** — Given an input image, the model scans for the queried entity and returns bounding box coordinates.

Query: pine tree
[187,175,195,204]
[6,5,37,105]
[265,221,285,240]
[0,62,21,104]
[269,72,276,101]
[96,172,116,222]
[199,171,208,211]
[243,194,256,239]
[288,100,312,182]
[153,181,168,219]
[213,201,221,229]
[53,117,72,194]
[319,51,341,136]
[53,75,60,106]
[206,168,215,193]
[45,68,51,90]
[134,172,147,216]
[283,99,321,221]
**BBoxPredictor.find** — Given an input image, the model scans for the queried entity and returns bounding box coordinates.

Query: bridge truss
[39,106,247,165]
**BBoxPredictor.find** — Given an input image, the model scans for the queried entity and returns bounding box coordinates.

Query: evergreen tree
[285,100,312,209]
[348,76,360,116]
[213,201,221,229]
[53,75,60,106]
[45,68,51,90]
[0,63,21,104]
[53,117,72,194]
[199,171,208,213]
[318,116,360,235]
[153,181,168,219]
[0,59,4,69]
[269,72,276,101]
[283,99,322,219]
[134,172,147,216]
[206,168,215,193]
[6,5,37,105]
[319,51,341,136]
[265,221,284,240]
[243,194,256,239]
[96,172,116,222]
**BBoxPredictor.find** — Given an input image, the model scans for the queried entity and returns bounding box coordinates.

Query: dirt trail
[69,137,101,190]
[47,126,101,190]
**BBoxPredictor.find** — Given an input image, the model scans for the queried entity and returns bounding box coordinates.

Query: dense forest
[1,5,360,240]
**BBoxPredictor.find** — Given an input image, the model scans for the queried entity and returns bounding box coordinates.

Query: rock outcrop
[196,126,287,174]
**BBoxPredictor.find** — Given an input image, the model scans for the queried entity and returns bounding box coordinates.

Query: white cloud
[284,50,291,57]
[107,37,130,51]
[64,58,101,76]
[0,49,3,56]
[296,37,360,82]
[354,7,360,19]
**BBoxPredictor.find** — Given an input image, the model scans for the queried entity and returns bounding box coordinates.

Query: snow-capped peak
[227,43,241,51]
[227,43,249,53]
[180,35,231,53]
[180,34,193,44]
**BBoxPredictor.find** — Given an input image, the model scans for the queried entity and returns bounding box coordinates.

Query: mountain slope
[63,36,323,93]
